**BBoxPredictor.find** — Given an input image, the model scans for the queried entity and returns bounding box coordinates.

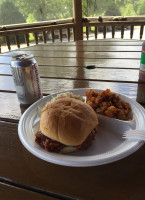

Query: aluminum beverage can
[11,54,43,105]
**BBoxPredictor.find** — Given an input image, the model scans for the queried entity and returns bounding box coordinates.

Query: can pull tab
[12,54,33,60]
[16,54,27,60]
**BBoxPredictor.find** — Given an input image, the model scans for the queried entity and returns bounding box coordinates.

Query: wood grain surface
[0,39,145,200]
[2,50,141,58]
[0,183,57,200]
[19,44,142,52]
[0,121,145,200]
[0,58,140,68]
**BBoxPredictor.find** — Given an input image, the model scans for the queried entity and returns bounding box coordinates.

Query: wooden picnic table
[0,38,145,200]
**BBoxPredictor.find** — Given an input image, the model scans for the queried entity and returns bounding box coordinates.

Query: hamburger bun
[40,98,98,146]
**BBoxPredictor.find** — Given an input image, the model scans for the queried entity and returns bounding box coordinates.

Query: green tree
[82,0,122,17]
[120,3,137,15]
[12,0,73,22]
[137,0,145,15]
[0,0,5,5]
[0,1,26,43]
[82,0,140,17]
[0,1,26,25]
[82,0,104,17]
[104,2,121,16]
[26,13,36,23]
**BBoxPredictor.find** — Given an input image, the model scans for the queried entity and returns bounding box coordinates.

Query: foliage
[82,0,108,17]
[120,3,136,16]
[11,0,73,21]
[104,2,121,16]
[26,13,36,23]
[0,1,26,25]
[0,1,26,43]
[137,0,145,15]
[82,0,142,17]
[0,0,144,26]
[0,0,5,5]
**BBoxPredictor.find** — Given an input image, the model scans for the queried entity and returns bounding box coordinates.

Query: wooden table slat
[17,45,142,52]
[1,50,141,59]
[0,58,140,70]
[0,183,57,200]
[0,67,140,94]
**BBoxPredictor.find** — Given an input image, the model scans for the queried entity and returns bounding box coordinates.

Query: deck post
[73,0,83,41]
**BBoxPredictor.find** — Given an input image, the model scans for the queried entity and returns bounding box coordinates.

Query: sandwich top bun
[40,98,98,146]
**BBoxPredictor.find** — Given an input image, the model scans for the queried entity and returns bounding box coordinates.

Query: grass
[29,33,35,41]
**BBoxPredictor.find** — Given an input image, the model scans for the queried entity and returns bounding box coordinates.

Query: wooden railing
[0,16,145,52]
[84,20,145,40]
[85,16,145,40]
[0,18,75,52]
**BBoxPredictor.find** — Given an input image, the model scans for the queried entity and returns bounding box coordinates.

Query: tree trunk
[40,0,46,20]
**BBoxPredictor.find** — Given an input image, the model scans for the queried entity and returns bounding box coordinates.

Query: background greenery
[0,0,144,44]
[0,0,144,26]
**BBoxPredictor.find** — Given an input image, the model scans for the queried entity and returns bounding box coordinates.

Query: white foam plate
[18,89,145,167]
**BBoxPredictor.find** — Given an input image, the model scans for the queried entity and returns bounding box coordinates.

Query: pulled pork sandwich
[35,97,98,153]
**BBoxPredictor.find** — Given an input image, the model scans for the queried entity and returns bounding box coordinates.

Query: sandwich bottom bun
[40,98,98,147]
